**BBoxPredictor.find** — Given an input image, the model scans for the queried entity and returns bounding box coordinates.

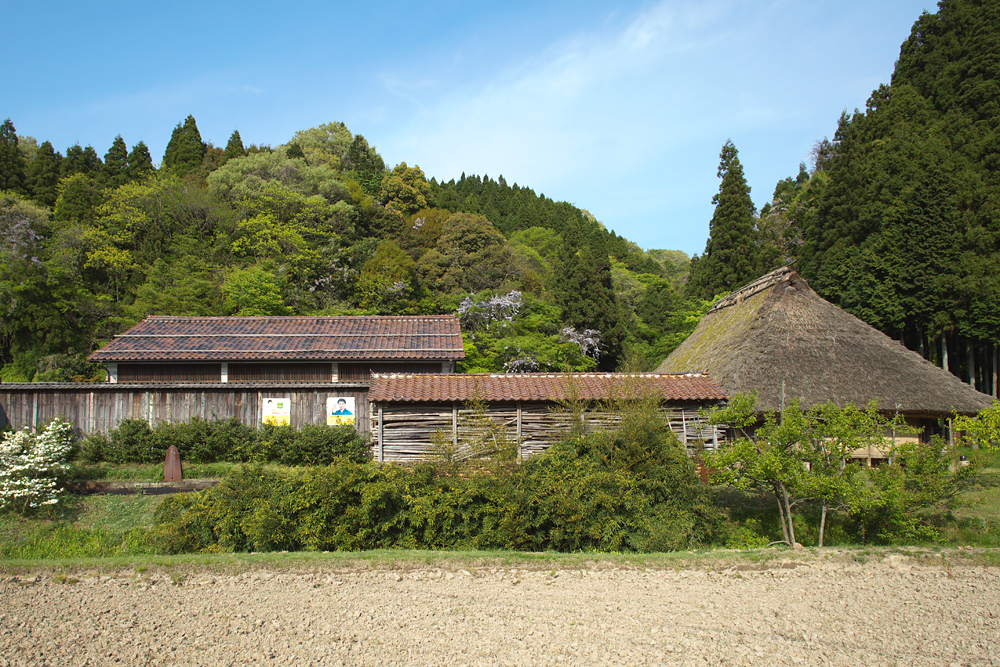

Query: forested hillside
[689,0,999,397]
[0,118,703,382]
[5,0,996,390]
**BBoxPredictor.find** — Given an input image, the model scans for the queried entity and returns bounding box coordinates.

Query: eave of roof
[368,373,728,403]
[0,382,373,391]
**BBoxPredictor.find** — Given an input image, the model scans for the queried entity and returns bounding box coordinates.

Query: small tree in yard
[706,393,971,546]
[954,402,1000,452]
[800,400,907,546]
[0,418,74,514]
[705,393,810,546]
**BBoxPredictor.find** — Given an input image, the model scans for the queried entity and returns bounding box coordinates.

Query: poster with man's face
[328,396,355,426]
[262,397,291,426]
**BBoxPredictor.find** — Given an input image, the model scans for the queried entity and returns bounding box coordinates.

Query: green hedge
[79,418,371,466]
[150,415,727,554]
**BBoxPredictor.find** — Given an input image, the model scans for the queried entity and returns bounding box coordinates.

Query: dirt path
[2,554,999,666]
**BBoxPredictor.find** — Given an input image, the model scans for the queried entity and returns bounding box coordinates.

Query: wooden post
[88,391,95,435]
[516,401,523,460]
[378,404,384,462]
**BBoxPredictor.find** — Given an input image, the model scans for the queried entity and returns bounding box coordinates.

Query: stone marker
[164,445,183,482]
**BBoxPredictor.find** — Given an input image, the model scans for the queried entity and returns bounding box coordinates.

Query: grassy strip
[0,495,164,559]
[67,462,238,481]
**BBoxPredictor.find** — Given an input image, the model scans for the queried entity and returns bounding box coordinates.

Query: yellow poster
[328,396,356,426]
[262,397,291,426]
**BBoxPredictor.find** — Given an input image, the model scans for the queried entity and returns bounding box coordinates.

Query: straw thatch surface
[656,267,994,416]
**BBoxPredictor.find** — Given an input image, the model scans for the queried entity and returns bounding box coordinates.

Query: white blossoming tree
[0,417,74,514]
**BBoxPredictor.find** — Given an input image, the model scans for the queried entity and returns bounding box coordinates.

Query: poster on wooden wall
[262,397,291,425]
[327,396,355,426]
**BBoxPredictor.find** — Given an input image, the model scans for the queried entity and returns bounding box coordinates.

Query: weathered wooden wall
[339,362,444,382]
[0,383,371,436]
[370,401,722,462]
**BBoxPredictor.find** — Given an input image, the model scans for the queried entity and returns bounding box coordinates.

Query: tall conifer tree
[61,144,103,179]
[686,140,759,300]
[222,130,246,164]
[162,115,206,177]
[0,118,29,194]
[798,0,1000,390]
[27,141,62,207]
[127,141,154,181]
[103,135,130,189]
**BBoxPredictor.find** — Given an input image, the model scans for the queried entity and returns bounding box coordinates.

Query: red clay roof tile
[368,373,727,403]
[88,316,465,362]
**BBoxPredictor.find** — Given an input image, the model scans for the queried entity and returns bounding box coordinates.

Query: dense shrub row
[80,418,371,466]
[151,407,726,554]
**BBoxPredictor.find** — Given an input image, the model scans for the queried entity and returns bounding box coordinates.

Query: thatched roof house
[656,267,994,419]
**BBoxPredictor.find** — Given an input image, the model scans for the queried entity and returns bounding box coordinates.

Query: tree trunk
[774,485,790,546]
[993,344,998,399]
[818,500,828,548]
[941,332,949,373]
[780,481,796,546]
[968,339,976,389]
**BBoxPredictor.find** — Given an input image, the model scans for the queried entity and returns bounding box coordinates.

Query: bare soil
[2,552,999,666]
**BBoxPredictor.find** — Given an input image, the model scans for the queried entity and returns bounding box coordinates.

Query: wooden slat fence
[0,383,371,437]
[370,400,722,462]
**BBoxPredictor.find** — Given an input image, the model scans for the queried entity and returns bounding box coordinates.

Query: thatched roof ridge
[657,268,994,416]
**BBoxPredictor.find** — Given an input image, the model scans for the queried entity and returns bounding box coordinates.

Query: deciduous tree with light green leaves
[706,393,970,546]
[955,403,1000,452]
[222,265,290,316]
[379,162,431,216]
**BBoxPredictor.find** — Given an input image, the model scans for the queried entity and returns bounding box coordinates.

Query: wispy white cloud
[381,1,742,208]
[373,0,892,252]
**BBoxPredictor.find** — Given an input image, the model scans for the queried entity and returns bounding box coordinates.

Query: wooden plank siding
[339,362,444,382]
[109,362,445,383]
[0,384,371,437]
[229,363,332,383]
[118,363,222,383]
[369,401,721,462]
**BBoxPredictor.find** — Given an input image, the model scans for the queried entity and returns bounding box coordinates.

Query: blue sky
[5,0,933,255]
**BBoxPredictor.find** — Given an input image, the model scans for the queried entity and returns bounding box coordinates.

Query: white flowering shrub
[457,291,522,332]
[560,327,602,360]
[0,418,74,513]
